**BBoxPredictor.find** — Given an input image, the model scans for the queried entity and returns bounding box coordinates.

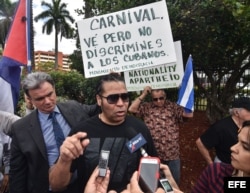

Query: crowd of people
[0,71,250,193]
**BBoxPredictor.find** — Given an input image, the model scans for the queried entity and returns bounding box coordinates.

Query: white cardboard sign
[77,1,176,78]
[124,41,184,91]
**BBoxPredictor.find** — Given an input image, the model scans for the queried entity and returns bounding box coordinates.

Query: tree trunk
[54,24,58,70]
[206,97,231,124]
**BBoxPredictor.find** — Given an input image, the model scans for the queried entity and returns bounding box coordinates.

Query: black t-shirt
[71,115,158,192]
[200,116,238,163]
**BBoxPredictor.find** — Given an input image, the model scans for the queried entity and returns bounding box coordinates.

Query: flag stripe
[4,0,27,65]
[26,0,32,72]
[0,78,14,113]
[177,55,194,112]
[185,88,194,110]
[179,72,193,107]
[0,0,29,113]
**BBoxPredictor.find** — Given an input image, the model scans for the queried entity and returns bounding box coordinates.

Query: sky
[12,0,85,54]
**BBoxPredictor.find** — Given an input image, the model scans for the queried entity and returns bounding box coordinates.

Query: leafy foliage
[75,0,156,18]
[0,0,18,49]
[49,70,86,102]
[69,50,84,74]
[167,0,250,122]
[35,61,55,72]
[82,76,100,104]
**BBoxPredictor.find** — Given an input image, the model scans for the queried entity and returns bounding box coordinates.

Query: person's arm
[0,111,20,136]
[160,164,182,191]
[196,138,213,165]
[2,136,11,175]
[182,111,193,118]
[9,130,28,193]
[84,167,111,193]
[49,132,90,191]
[49,157,72,191]
[80,103,100,117]
[128,86,151,114]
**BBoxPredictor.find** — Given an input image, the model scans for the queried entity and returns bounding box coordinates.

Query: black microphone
[126,127,148,157]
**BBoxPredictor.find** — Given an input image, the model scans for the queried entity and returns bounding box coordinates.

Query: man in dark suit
[9,72,99,193]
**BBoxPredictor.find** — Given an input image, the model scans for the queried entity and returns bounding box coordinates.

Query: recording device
[98,150,110,177]
[126,127,148,157]
[159,179,174,193]
[138,157,160,193]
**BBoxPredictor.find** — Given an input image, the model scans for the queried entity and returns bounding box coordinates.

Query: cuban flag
[177,55,194,113]
[0,0,31,113]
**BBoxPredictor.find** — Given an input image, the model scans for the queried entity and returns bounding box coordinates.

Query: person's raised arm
[196,138,213,165]
[128,86,151,114]
[49,132,89,191]
[182,110,193,118]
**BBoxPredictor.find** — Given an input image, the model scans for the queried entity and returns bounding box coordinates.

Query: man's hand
[120,171,143,193]
[59,132,89,163]
[49,132,90,192]
[0,174,9,192]
[142,86,152,96]
[84,167,110,193]
[120,171,164,193]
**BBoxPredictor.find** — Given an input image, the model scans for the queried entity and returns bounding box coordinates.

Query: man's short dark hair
[95,73,124,95]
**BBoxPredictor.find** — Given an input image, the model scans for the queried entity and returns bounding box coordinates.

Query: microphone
[140,147,148,157]
[126,127,149,157]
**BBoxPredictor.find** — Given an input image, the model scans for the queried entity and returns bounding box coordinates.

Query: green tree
[76,0,156,16]
[168,0,250,123]
[34,0,75,69]
[69,50,84,74]
[0,0,17,49]
[35,61,55,72]
[49,70,86,102]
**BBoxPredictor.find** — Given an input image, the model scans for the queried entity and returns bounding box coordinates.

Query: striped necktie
[49,112,65,149]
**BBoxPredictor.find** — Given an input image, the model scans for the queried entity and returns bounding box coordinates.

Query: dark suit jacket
[9,100,100,193]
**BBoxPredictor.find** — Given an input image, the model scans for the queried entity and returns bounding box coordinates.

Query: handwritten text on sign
[77,1,176,78]
[124,41,184,91]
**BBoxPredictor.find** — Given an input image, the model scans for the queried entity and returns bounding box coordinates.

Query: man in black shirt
[49,73,158,193]
[196,97,250,164]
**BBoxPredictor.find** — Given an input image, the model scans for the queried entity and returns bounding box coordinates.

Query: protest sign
[124,41,184,91]
[77,1,176,78]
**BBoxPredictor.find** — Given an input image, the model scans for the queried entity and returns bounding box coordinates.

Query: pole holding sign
[77,1,176,78]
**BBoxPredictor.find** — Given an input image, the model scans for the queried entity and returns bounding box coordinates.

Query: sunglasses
[99,93,129,104]
[152,97,165,102]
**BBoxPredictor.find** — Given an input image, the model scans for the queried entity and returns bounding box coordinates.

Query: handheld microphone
[126,127,148,157]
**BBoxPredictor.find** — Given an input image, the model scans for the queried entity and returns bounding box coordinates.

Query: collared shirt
[136,100,183,160]
[38,106,71,166]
